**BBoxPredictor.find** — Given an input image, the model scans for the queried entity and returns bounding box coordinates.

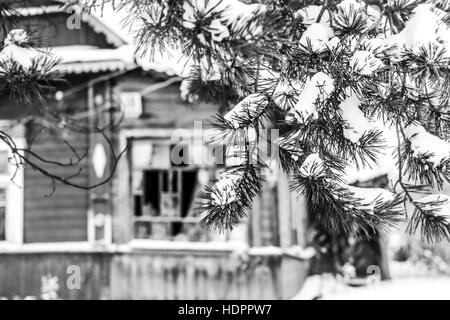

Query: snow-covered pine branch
[197,164,262,230]
[409,194,450,242]
[123,0,450,241]
[224,93,268,129]
[293,72,334,122]
[293,153,404,237]
[0,29,61,103]
[399,122,450,189]
[404,123,450,167]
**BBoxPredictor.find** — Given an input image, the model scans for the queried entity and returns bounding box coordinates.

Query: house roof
[83,3,191,77]
[12,2,136,74]
[50,45,136,74]
[12,2,191,76]
[13,4,128,47]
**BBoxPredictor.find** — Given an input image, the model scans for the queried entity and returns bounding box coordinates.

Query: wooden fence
[0,249,308,299]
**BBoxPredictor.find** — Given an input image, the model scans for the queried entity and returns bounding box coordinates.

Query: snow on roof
[136,50,192,77]
[82,11,129,47]
[84,3,133,46]
[51,45,133,64]
[49,45,136,73]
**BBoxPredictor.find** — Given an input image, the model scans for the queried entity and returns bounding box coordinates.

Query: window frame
[0,123,24,246]
[131,139,209,241]
[121,128,248,245]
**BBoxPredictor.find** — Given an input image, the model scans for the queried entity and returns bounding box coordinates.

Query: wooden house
[0,1,310,299]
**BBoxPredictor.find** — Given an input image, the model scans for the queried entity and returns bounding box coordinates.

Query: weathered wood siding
[24,123,90,243]
[116,73,221,129]
[9,13,114,49]
[0,90,92,243]
[0,250,307,300]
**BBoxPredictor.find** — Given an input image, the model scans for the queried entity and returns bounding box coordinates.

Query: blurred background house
[0,0,447,300]
[0,0,310,299]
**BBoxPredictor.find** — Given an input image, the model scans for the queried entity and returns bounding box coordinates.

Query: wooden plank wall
[117,74,221,129]
[109,252,281,300]
[0,251,307,300]
[23,122,90,243]
[0,252,111,299]
[11,13,114,49]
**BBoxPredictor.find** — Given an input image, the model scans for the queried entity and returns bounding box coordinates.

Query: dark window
[131,140,213,241]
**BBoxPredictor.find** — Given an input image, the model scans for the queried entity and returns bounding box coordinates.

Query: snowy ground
[293,274,450,300]
[322,277,450,300]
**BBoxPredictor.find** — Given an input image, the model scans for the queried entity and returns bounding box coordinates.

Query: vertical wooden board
[224,270,235,299]
[163,267,171,300]
[139,255,154,300]
[291,192,309,246]
[277,172,293,248]
[128,255,138,299]
[0,255,25,297]
[250,196,262,247]
[99,253,112,300]
[110,254,125,299]
[112,132,133,244]
[148,258,158,300]
[185,256,196,300]
[257,265,274,300]
[216,266,225,300]
[123,255,134,299]
[260,182,280,246]
[248,266,259,300]
[150,256,162,300]
[279,256,309,299]
[108,255,120,300]
[194,265,206,300]
[236,268,247,300]
[200,268,209,300]
[176,258,188,300]
[19,254,39,298]
[205,257,220,300]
